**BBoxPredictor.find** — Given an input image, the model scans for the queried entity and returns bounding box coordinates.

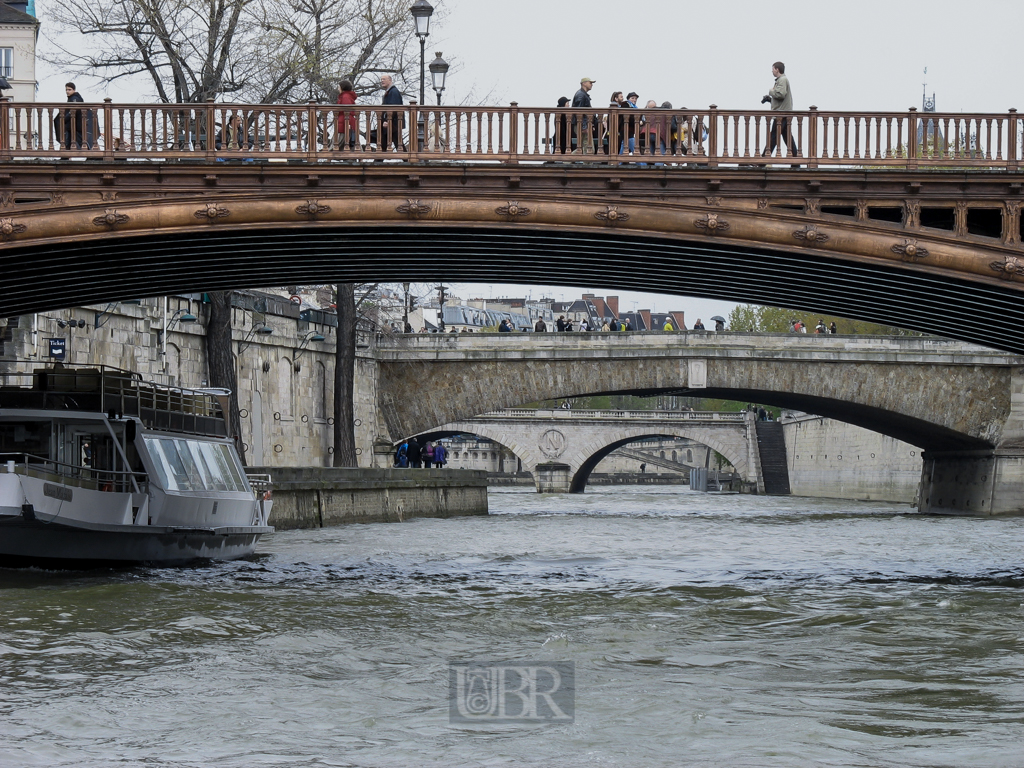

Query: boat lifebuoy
[101,482,113,492]
[262,490,272,501]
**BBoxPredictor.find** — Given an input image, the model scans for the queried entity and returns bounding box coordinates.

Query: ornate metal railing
[480,409,747,421]
[1,101,1019,170]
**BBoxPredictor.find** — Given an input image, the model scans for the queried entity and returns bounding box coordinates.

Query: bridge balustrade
[485,409,747,421]
[1,102,1018,170]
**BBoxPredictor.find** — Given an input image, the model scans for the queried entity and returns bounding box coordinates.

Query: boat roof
[0,364,230,438]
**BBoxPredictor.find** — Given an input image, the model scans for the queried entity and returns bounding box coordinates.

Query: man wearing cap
[572,77,595,154]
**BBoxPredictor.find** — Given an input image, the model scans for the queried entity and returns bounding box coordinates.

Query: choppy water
[2,487,1023,768]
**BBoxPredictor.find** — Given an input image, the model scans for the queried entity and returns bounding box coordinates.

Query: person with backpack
[432,442,447,468]
[394,441,409,468]
[422,441,434,468]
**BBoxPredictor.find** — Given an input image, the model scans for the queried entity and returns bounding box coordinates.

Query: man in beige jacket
[763,61,799,159]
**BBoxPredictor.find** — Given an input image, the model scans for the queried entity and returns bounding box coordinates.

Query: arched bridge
[372,331,1024,515]
[416,408,757,495]
[1,103,1024,352]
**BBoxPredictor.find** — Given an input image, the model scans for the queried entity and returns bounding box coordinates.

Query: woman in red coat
[337,81,358,150]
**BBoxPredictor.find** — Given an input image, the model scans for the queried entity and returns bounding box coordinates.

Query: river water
[1,487,1023,768]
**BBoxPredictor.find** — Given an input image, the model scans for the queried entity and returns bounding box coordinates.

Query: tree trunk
[206,291,246,466]
[333,283,358,467]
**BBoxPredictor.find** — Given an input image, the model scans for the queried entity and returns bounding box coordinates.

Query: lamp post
[429,52,449,105]
[410,0,434,107]
[402,282,411,333]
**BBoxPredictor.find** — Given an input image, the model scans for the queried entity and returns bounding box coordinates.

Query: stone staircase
[613,447,695,474]
[755,421,791,495]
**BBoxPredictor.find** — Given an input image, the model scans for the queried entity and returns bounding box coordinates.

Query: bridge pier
[919,450,1024,515]
[535,463,572,494]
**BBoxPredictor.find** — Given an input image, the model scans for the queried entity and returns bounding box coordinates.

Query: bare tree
[42,0,440,103]
[206,291,247,464]
[333,283,358,467]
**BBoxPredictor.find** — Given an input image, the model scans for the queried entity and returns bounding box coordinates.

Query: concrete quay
[248,467,488,531]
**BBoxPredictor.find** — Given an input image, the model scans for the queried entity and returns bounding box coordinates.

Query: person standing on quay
[433,442,447,468]
[762,61,799,159]
[572,77,595,154]
[534,317,547,332]
[407,436,422,468]
[693,318,705,330]
[379,75,404,152]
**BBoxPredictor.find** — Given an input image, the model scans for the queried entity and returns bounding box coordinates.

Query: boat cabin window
[0,421,51,461]
[144,437,247,493]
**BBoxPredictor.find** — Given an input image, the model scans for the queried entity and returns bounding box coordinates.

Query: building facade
[0,1,38,103]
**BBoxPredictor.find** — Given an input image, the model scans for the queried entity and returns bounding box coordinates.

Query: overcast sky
[35,0,1024,324]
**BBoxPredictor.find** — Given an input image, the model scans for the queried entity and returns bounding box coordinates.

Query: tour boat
[0,365,273,567]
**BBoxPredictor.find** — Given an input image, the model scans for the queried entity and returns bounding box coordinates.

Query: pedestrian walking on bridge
[762,61,799,161]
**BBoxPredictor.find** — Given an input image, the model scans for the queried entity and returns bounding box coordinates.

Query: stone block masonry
[247,467,489,530]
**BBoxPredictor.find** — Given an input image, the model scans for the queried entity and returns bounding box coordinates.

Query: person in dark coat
[407,437,422,468]
[56,82,93,150]
[379,75,404,151]
[571,77,595,154]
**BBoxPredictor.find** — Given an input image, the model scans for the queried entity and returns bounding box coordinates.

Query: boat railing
[1,451,149,493]
[246,473,273,526]
[0,363,228,438]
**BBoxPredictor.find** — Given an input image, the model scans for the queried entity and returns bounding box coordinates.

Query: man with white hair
[379,75,404,151]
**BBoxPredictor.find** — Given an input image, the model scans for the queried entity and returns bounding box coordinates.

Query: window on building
[0,49,12,79]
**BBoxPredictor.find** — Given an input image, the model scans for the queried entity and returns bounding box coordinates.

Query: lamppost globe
[429,52,449,105]
[410,0,434,106]
[410,0,433,36]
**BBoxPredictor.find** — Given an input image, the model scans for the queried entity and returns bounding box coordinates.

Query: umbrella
[711,315,726,323]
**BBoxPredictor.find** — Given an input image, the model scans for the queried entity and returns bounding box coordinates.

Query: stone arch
[568,426,752,494]
[380,353,1006,453]
[412,426,534,474]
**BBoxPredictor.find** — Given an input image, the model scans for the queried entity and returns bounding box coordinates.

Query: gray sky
[35,0,1024,324]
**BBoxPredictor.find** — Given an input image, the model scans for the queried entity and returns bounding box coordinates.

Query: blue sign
[47,338,66,361]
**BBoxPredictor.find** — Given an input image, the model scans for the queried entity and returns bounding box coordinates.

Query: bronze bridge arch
[0,159,1023,351]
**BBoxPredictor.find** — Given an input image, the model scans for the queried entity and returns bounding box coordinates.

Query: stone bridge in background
[373,332,1024,515]
[416,408,755,494]
[1,104,1024,353]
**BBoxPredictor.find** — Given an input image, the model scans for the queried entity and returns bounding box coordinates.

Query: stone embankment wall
[249,467,489,530]
[783,413,922,503]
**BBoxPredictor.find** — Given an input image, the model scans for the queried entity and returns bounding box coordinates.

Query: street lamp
[429,52,449,105]
[410,0,434,106]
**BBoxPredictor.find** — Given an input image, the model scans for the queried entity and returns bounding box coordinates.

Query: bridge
[416,408,755,494]
[1,103,1024,353]
[372,331,1024,515]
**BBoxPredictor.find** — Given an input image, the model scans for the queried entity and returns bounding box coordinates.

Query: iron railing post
[408,100,420,163]
[807,105,818,169]
[102,98,114,160]
[508,101,519,164]
[609,103,620,166]
[307,100,318,162]
[707,104,719,167]
[204,98,216,161]
[1008,108,1018,171]
[907,107,919,170]
[0,96,10,161]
